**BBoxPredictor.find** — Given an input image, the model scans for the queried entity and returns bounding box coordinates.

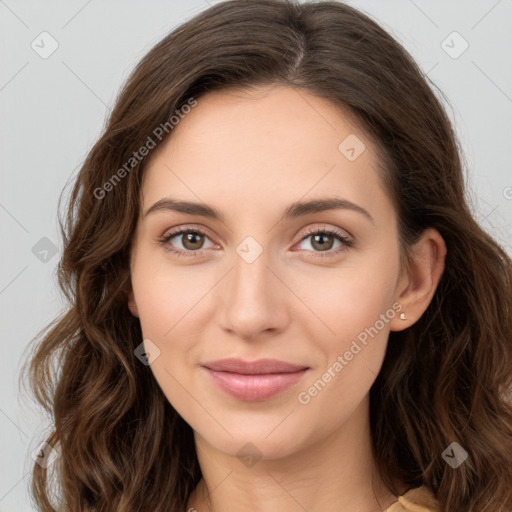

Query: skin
[127,84,446,512]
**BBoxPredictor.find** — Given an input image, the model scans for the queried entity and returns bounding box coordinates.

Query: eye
[294,227,353,258]
[157,225,354,259]
[158,227,216,258]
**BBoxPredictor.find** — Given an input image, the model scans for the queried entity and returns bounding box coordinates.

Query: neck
[186,396,406,512]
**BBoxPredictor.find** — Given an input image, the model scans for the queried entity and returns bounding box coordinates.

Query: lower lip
[203,368,308,401]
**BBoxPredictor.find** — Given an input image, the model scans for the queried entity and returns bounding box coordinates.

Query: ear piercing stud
[400,312,407,320]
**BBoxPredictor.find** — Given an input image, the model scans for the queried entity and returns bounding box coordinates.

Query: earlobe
[127,290,139,318]
[390,228,447,331]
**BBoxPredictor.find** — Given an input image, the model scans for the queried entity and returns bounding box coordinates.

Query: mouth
[202,358,310,401]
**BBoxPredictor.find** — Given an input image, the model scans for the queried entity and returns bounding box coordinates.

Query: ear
[390,228,447,331]
[127,288,139,318]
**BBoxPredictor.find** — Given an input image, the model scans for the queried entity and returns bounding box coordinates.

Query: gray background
[1,0,511,510]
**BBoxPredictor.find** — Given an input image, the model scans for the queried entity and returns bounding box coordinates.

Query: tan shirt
[383,486,439,512]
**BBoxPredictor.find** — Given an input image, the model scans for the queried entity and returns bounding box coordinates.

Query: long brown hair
[20,1,512,510]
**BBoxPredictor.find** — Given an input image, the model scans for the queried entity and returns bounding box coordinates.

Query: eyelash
[157,226,354,259]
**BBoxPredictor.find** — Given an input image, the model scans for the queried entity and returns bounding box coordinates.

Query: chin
[191,411,318,463]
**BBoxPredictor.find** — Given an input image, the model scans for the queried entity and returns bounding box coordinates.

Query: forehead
[140,85,388,220]
[163,84,368,160]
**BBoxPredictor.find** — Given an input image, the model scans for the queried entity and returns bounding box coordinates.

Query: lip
[202,358,309,401]
[203,358,309,374]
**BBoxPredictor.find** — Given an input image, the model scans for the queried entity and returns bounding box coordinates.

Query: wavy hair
[20,1,512,510]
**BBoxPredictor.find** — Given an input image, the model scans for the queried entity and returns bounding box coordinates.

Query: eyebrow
[143,196,374,225]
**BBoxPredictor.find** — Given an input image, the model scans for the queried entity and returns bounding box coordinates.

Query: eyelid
[165,224,212,238]
[160,223,351,243]
[295,224,353,244]
[158,223,353,258]
[160,225,218,249]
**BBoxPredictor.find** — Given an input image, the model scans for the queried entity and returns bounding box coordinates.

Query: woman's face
[128,84,409,459]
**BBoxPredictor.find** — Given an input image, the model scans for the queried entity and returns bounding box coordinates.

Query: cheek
[132,255,215,344]
[294,295,396,442]
[293,244,400,412]
[132,277,202,422]
[130,260,216,409]
[291,246,400,350]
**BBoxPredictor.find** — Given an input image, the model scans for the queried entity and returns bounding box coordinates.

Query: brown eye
[295,228,353,258]
[159,228,216,257]
[310,232,335,251]
[181,231,205,250]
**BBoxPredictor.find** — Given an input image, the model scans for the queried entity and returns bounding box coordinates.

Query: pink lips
[202,358,309,401]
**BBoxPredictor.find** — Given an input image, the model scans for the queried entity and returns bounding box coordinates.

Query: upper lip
[202,358,309,375]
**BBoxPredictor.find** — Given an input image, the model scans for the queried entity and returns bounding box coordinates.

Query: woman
[22,1,512,511]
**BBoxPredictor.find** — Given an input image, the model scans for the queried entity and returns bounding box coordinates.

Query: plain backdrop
[1,0,511,510]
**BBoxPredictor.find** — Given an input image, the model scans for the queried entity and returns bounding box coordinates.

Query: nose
[217,244,289,341]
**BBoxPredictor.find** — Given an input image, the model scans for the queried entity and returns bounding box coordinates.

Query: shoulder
[384,485,440,512]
